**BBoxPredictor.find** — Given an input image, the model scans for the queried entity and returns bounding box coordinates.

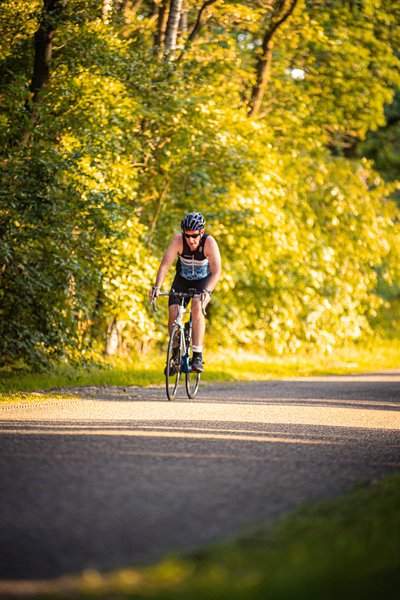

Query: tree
[154,0,169,46]
[248,0,301,118]
[164,0,184,51]
[21,0,65,143]
[1,0,400,366]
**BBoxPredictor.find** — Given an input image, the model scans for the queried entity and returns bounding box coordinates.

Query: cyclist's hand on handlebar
[201,289,212,308]
[149,286,160,304]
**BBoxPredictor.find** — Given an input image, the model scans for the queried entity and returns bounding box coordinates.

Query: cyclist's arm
[153,234,182,293]
[204,236,222,294]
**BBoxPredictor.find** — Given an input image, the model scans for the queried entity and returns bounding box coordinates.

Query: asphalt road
[1,373,399,583]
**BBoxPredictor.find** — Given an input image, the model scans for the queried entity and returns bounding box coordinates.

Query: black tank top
[176,233,211,280]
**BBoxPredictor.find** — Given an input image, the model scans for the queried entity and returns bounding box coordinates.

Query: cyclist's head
[181,212,206,232]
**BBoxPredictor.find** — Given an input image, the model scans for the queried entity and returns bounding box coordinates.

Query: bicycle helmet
[181,212,206,231]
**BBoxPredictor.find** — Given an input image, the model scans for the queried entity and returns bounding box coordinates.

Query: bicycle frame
[171,297,190,370]
[151,289,205,400]
[152,291,204,360]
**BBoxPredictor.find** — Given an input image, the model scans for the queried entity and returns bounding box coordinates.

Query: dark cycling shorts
[169,273,212,308]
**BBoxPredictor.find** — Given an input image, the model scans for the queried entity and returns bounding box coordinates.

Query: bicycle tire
[185,322,201,398]
[166,324,181,401]
[186,369,201,398]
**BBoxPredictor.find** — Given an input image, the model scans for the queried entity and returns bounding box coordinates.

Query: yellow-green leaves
[1,0,400,366]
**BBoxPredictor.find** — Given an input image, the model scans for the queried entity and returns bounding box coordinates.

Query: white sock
[192,345,203,353]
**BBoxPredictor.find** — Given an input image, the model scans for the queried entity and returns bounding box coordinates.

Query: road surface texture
[1,373,400,584]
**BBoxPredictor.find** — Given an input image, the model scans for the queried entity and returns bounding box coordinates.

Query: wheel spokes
[166,325,181,401]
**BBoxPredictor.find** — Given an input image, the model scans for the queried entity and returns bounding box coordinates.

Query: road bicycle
[151,289,206,401]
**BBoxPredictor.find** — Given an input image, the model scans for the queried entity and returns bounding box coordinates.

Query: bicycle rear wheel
[166,324,181,401]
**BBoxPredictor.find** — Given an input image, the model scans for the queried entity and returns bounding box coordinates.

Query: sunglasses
[184,232,201,239]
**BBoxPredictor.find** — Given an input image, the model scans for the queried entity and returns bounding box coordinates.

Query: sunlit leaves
[1,0,400,365]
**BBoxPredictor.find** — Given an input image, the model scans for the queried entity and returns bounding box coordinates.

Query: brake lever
[151,290,157,312]
[201,292,206,317]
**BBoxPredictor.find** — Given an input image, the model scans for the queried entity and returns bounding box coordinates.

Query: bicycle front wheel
[185,355,201,399]
[166,324,181,401]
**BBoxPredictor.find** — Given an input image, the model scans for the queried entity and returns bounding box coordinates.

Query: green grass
[206,337,400,380]
[31,472,400,599]
[0,359,164,395]
[0,391,80,406]
[1,338,400,398]
[0,356,234,398]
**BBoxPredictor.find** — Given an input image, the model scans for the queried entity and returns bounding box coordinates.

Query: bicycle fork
[173,304,191,372]
[182,318,192,373]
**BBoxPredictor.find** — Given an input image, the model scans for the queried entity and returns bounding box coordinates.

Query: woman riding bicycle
[149,212,222,373]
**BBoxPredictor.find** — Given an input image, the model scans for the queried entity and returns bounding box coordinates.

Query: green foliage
[0,144,125,365]
[1,0,400,366]
[210,150,400,351]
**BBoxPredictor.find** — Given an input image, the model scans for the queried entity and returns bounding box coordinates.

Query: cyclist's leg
[190,275,211,372]
[190,274,211,346]
[168,305,178,335]
[191,301,205,373]
[191,298,205,346]
[168,274,191,339]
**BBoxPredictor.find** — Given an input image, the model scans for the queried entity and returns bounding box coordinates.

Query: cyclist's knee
[191,299,203,318]
[168,305,178,321]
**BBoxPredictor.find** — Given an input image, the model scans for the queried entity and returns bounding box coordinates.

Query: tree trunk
[248,37,275,118]
[154,0,170,47]
[105,319,118,356]
[187,0,217,43]
[178,4,188,35]
[30,0,62,104]
[164,0,183,51]
[248,0,300,118]
[105,316,125,357]
[21,0,63,144]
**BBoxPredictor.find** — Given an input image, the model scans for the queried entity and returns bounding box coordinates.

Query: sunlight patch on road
[2,400,398,430]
